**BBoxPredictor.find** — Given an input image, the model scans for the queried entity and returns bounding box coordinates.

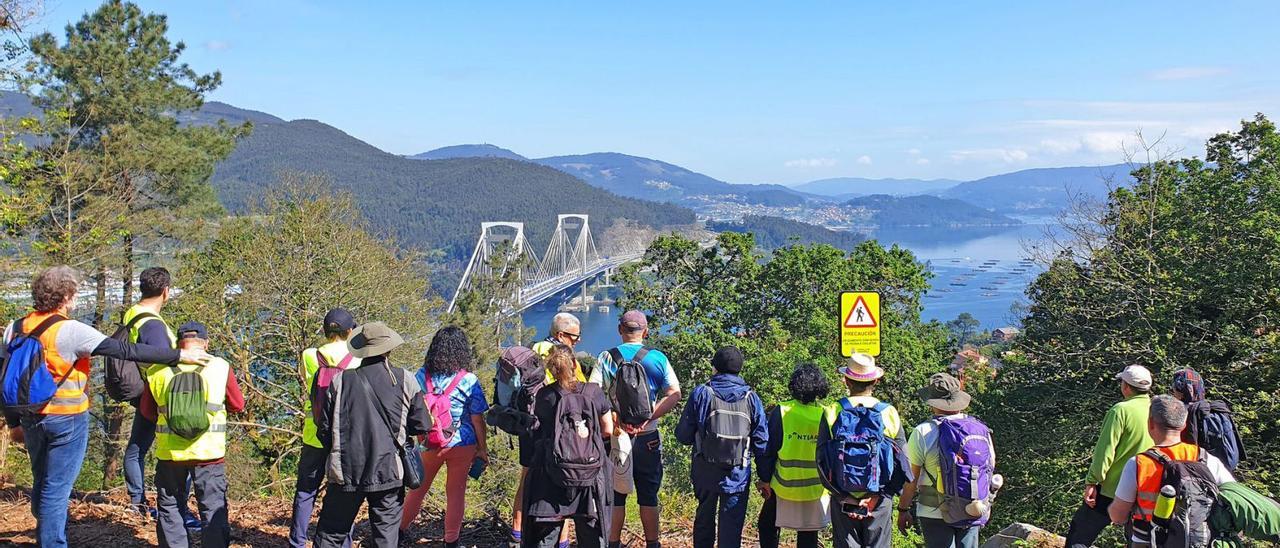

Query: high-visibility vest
[300,341,356,448]
[17,313,90,415]
[1132,442,1200,521]
[122,305,175,348]
[532,339,585,384]
[147,357,231,461]
[771,399,826,501]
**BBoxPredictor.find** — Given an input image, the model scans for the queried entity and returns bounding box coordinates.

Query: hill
[846,194,1021,227]
[707,215,864,251]
[410,143,527,161]
[794,177,959,198]
[941,164,1134,214]
[208,118,695,261]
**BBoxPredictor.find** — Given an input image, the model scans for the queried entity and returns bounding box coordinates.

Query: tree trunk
[100,242,134,489]
[94,262,108,329]
[121,234,134,308]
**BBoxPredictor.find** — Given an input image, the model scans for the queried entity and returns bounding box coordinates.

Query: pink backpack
[423,370,467,449]
[310,351,354,425]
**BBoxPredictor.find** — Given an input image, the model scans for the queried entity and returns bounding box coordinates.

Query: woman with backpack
[755,362,833,548]
[523,344,615,548]
[399,326,490,548]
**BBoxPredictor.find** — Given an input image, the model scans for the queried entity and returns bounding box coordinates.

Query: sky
[31,1,1280,184]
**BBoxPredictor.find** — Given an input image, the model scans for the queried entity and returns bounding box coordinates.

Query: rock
[980,522,1065,548]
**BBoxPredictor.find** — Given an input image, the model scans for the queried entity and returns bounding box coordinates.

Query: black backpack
[609,346,653,427]
[104,312,161,403]
[544,384,606,488]
[1186,400,1244,472]
[696,387,755,468]
[1141,449,1219,548]
[486,346,545,435]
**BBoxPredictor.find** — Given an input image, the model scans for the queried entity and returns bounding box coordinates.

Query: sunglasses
[561,332,582,343]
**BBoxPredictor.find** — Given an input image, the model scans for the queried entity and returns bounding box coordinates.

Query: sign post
[840,291,881,357]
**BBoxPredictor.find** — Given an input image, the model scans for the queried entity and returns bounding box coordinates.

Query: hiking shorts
[519,434,535,467]
[613,430,663,507]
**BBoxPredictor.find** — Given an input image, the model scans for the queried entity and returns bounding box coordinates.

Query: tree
[168,176,441,491]
[981,115,1280,535]
[946,312,981,347]
[445,240,535,369]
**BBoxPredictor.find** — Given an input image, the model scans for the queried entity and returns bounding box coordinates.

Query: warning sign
[841,291,881,357]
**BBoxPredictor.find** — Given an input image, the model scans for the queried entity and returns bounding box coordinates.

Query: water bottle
[990,474,1005,495]
[1154,484,1177,520]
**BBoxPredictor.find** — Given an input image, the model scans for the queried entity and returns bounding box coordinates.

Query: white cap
[1115,365,1153,390]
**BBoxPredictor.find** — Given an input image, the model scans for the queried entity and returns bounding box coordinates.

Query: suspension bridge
[447,214,646,315]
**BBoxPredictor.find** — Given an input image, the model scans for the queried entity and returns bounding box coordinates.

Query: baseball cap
[711,346,744,374]
[619,310,648,331]
[177,321,208,340]
[1115,364,1153,390]
[323,308,356,335]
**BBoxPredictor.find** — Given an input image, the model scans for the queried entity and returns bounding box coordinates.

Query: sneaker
[183,513,202,529]
[131,503,155,519]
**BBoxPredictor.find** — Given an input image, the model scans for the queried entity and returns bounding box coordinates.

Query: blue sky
[33,1,1280,183]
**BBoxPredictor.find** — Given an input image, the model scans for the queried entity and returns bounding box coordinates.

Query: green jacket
[1087,393,1154,498]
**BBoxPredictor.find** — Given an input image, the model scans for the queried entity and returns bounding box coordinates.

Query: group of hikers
[1,264,1277,548]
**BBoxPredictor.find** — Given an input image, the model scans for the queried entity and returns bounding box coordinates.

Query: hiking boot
[183,513,202,529]
[131,503,155,519]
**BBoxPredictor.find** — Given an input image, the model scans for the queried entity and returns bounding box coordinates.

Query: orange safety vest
[1132,442,1200,521]
[18,312,91,415]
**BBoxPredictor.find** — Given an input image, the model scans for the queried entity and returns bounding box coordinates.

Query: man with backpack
[115,267,198,526]
[896,373,996,548]
[314,321,432,548]
[2,266,210,548]
[139,321,246,548]
[675,346,769,548]
[289,308,358,548]
[816,353,909,548]
[1066,365,1156,548]
[1107,395,1236,547]
[594,310,682,548]
[1171,368,1245,472]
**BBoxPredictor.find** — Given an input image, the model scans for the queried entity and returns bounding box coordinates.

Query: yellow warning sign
[841,291,881,357]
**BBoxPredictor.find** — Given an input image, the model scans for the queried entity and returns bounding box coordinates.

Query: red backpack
[424,370,467,450]
[309,350,354,425]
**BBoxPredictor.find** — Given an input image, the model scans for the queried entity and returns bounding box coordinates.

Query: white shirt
[1113,449,1235,503]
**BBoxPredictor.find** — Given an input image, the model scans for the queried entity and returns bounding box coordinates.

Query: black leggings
[757,495,820,548]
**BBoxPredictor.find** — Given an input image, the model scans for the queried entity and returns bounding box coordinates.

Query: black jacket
[319,357,431,492]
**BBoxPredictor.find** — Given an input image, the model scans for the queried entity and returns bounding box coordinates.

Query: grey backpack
[1143,449,1219,548]
[696,387,755,468]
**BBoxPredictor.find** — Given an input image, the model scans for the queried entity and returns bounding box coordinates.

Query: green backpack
[165,368,210,439]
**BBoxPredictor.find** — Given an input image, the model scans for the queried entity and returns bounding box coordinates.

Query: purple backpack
[936,415,996,526]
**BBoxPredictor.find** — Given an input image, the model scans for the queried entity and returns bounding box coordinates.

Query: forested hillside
[846,194,1021,226]
[209,119,695,260]
[708,214,864,251]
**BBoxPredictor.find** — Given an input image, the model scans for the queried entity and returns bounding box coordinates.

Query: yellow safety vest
[147,357,230,462]
[123,305,176,348]
[301,341,356,448]
[532,340,586,384]
[772,400,827,501]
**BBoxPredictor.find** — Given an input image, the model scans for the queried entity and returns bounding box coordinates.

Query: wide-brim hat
[347,321,404,358]
[839,353,884,382]
[918,372,971,413]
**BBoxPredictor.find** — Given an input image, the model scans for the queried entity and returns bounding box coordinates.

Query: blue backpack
[1187,400,1244,471]
[819,400,897,496]
[0,316,69,414]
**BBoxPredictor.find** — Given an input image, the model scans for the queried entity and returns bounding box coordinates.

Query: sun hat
[1115,364,1153,391]
[918,372,972,413]
[346,321,404,358]
[838,353,884,382]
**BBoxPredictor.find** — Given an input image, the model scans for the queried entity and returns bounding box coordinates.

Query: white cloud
[948,148,1030,163]
[1038,138,1082,155]
[1146,66,1231,81]
[856,155,873,165]
[1080,131,1133,154]
[915,158,931,165]
[204,40,231,52]
[906,148,921,156]
[784,157,838,168]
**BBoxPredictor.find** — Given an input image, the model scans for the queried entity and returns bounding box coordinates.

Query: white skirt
[775,495,831,531]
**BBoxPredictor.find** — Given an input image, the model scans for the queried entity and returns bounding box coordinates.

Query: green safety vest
[301,341,356,448]
[123,305,176,348]
[772,400,827,501]
[147,357,230,462]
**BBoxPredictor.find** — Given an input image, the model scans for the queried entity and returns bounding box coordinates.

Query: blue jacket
[675,373,769,493]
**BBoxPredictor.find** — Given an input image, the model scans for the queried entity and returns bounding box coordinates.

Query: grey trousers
[155,460,230,548]
[918,517,981,548]
[831,497,893,548]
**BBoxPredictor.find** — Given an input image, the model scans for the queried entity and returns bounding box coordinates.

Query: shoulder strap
[360,365,408,452]
[607,347,625,366]
[336,354,353,369]
[632,347,650,363]
[872,401,890,413]
[1142,448,1173,467]
[124,311,159,330]
[443,370,467,396]
[839,397,857,414]
[27,315,67,340]
[316,350,331,370]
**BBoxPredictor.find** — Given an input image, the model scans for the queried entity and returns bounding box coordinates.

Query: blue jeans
[21,412,90,548]
[124,406,155,504]
[918,517,981,548]
[693,489,749,548]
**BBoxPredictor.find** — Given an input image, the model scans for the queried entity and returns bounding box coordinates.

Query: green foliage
[846,194,1021,227]
[707,215,865,252]
[168,176,441,485]
[982,114,1280,536]
[946,312,982,347]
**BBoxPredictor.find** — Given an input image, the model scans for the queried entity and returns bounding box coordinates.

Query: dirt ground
[0,485,700,547]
